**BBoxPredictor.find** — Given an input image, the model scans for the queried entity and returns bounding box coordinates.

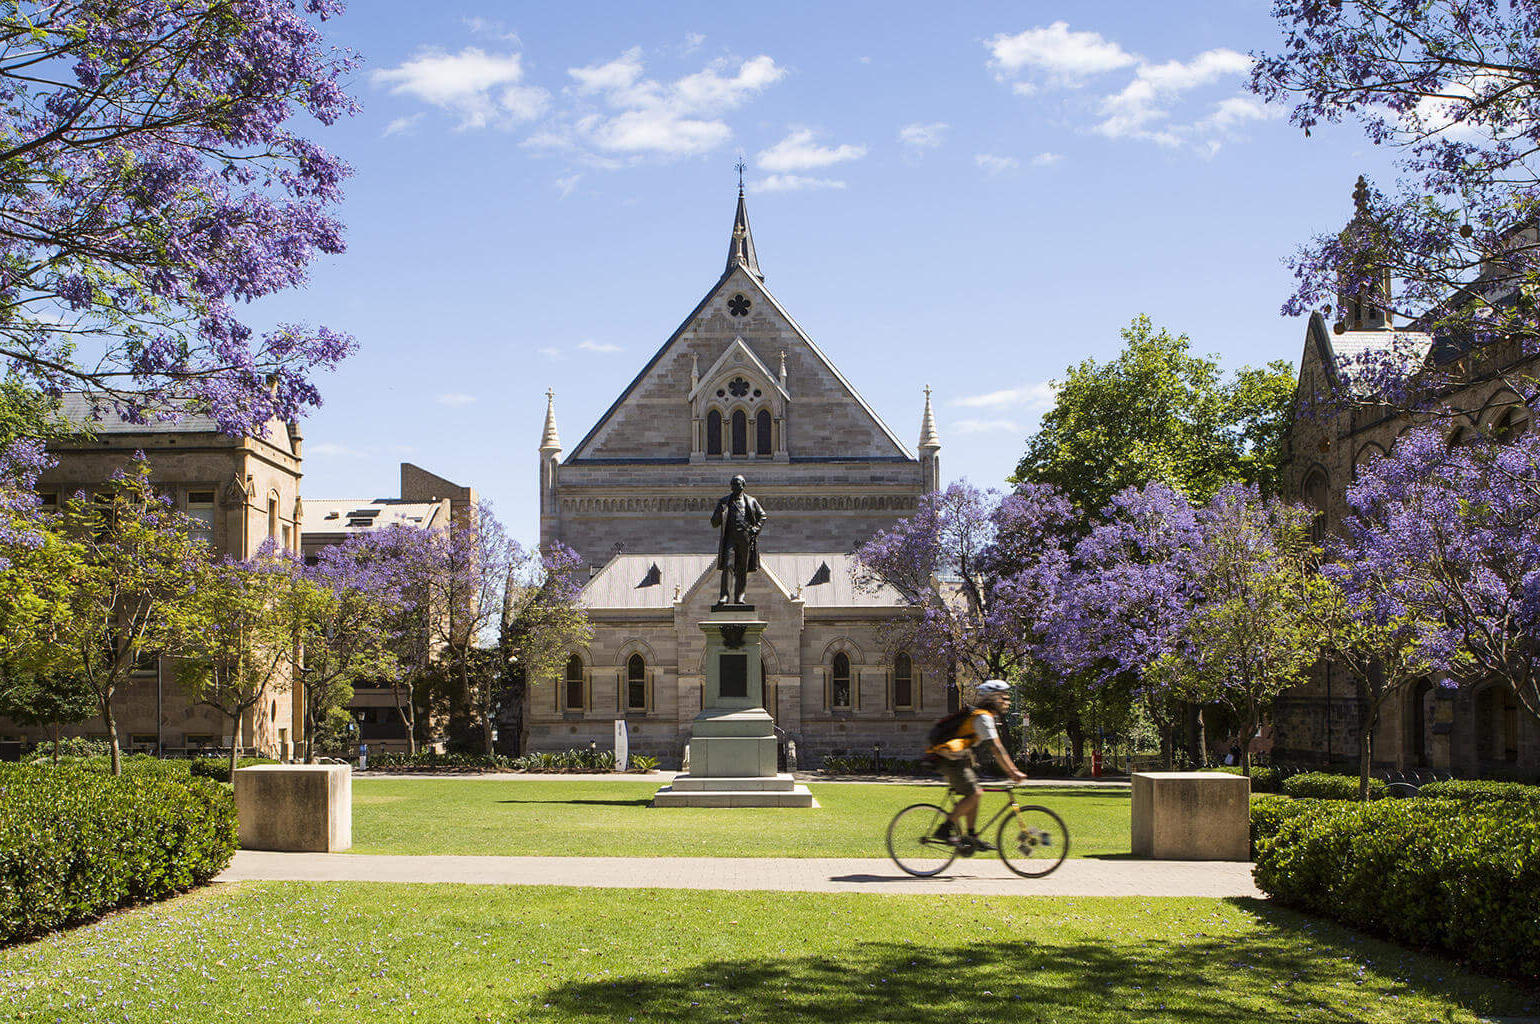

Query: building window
[756,409,772,455]
[187,490,215,547]
[894,652,913,709]
[1302,469,1330,545]
[564,654,585,711]
[267,493,280,541]
[1493,406,1530,443]
[37,492,58,513]
[731,410,748,456]
[831,652,851,709]
[707,409,723,456]
[627,653,647,712]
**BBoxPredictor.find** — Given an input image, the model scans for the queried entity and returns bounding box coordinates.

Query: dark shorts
[937,756,980,797]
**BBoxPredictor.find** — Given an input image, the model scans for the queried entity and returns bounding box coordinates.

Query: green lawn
[2,882,1531,1023]
[350,779,1132,857]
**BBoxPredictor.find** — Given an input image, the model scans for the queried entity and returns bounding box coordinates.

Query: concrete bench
[1131,771,1250,861]
[234,764,352,852]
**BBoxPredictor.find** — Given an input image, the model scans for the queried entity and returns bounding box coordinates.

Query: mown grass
[350,779,1132,857]
[1,883,1532,1023]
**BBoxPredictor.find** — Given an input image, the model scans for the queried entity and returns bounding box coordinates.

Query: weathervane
[735,153,747,192]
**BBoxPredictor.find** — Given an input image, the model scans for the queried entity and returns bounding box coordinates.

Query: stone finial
[691,354,700,392]
[724,181,763,281]
[919,384,940,450]
[1352,174,1370,217]
[540,389,561,452]
[778,349,787,387]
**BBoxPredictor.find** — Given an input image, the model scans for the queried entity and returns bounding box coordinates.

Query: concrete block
[235,764,351,852]
[1131,771,1250,861]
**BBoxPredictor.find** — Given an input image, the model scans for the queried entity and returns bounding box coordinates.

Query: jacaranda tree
[0,1,358,431]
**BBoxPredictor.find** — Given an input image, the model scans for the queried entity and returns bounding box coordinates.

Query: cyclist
[927,680,1027,849]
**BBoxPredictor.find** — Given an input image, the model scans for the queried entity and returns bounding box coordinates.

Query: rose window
[728,377,751,398]
[728,294,751,317]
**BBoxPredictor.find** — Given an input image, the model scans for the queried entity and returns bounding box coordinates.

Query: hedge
[189,756,279,784]
[1213,765,1280,793]
[1418,779,1540,809]
[1251,797,1539,983]
[0,763,237,943]
[1281,771,1385,800]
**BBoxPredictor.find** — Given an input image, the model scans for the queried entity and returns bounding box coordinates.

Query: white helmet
[977,680,1010,696]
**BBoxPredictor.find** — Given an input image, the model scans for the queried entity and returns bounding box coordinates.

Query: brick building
[527,189,949,767]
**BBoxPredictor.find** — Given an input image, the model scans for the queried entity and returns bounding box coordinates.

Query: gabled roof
[688,337,790,403]
[1306,314,1433,396]
[578,551,907,611]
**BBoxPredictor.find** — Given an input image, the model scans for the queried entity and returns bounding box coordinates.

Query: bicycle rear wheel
[997,803,1069,878]
[886,803,959,877]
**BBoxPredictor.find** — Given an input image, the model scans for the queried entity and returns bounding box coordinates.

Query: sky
[249,0,1405,544]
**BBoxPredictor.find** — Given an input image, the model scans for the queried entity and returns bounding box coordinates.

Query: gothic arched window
[564,654,585,711]
[627,653,647,712]
[831,652,851,708]
[731,410,748,456]
[893,652,913,709]
[1493,406,1530,443]
[1302,469,1330,544]
[756,409,772,455]
[706,409,723,456]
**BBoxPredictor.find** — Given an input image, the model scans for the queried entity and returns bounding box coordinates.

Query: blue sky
[254,1,1402,544]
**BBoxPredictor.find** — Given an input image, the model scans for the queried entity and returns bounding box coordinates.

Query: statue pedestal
[654,609,815,808]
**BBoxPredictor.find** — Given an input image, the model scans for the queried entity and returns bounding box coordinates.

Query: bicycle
[886,783,1069,878]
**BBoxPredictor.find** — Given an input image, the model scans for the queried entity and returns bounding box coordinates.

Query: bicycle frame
[938,784,1026,835]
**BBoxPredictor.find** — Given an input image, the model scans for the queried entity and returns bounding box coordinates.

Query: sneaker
[968,833,996,852]
[931,821,955,842]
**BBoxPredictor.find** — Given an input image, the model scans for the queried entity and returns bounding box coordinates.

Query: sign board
[614,719,629,772]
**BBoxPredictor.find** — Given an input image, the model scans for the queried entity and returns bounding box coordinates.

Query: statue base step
[653,773,816,808]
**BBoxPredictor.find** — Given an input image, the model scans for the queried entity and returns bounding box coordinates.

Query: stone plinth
[235,764,351,852]
[1131,771,1249,861]
[654,608,814,808]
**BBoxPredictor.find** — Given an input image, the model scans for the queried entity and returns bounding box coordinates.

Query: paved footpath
[219,851,1261,898]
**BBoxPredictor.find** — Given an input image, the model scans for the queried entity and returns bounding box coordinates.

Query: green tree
[16,457,204,775]
[497,545,592,756]
[0,666,95,763]
[1012,315,1295,515]
[173,553,299,779]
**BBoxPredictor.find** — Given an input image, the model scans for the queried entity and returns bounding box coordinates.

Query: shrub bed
[1213,765,1281,792]
[1281,771,1384,800]
[1251,796,1539,983]
[1418,778,1540,809]
[366,749,659,773]
[0,763,237,943]
[188,757,279,784]
[818,755,927,776]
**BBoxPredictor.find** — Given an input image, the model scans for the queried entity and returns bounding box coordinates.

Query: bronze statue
[712,474,766,606]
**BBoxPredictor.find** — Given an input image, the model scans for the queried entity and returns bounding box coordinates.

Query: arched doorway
[1474,682,1519,768]
[1407,678,1433,767]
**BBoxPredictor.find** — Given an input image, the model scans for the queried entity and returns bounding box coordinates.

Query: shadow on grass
[494,797,654,807]
[524,900,1532,1024]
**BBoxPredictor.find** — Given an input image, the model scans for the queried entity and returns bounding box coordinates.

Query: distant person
[1226,742,1241,767]
[923,680,1027,850]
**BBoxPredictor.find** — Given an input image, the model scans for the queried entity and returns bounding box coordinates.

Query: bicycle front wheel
[886,802,958,877]
[998,804,1069,878]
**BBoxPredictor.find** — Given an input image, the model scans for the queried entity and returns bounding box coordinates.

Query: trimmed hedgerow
[1213,765,1281,793]
[1281,771,1385,800]
[1418,779,1540,809]
[0,763,236,943]
[1252,797,1539,983]
[188,756,279,784]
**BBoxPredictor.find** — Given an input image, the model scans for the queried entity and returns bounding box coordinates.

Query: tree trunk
[104,695,121,776]
[229,714,241,781]
[51,722,60,765]
[394,681,417,756]
[507,677,526,758]
[1065,716,1085,769]
[1358,697,1379,802]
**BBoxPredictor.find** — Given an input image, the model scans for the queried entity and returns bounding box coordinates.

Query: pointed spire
[540,389,561,451]
[724,167,763,281]
[919,385,940,450]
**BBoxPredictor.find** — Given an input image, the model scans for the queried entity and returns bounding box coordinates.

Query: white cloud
[952,382,1055,410]
[1095,48,1250,142]
[683,32,706,53]
[579,340,623,354]
[382,114,422,137]
[1200,95,1277,133]
[898,122,947,149]
[372,48,549,130]
[988,22,1136,83]
[435,393,476,407]
[974,153,1019,175]
[538,346,564,360]
[1030,152,1063,166]
[554,173,580,198]
[757,129,866,172]
[953,418,1022,435]
[462,17,520,43]
[563,50,786,159]
[758,174,847,192]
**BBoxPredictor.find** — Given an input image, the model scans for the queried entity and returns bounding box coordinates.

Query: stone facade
[1276,211,1540,779]
[525,192,948,768]
[0,398,306,759]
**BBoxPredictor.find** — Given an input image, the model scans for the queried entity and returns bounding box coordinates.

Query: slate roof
[578,551,908,611]
[304,499,447,535]
[58,393,221,433]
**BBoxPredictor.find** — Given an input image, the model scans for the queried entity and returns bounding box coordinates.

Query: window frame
[831,651,852,709]
[563,654,586,712]
[625,653,648,713]
[893,652,914,710]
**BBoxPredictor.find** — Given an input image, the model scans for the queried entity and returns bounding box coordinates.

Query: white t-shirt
[971,709,999,744]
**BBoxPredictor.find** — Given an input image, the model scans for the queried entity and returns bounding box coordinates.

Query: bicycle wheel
[886,803,959,877]
[997,803,1069,878]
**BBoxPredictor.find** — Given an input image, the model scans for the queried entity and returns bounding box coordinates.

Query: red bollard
[1091,751,1102,777]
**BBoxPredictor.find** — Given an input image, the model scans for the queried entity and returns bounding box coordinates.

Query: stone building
[1275,181,1539,779]
[0,397,306,758]
[526,189,949,767]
